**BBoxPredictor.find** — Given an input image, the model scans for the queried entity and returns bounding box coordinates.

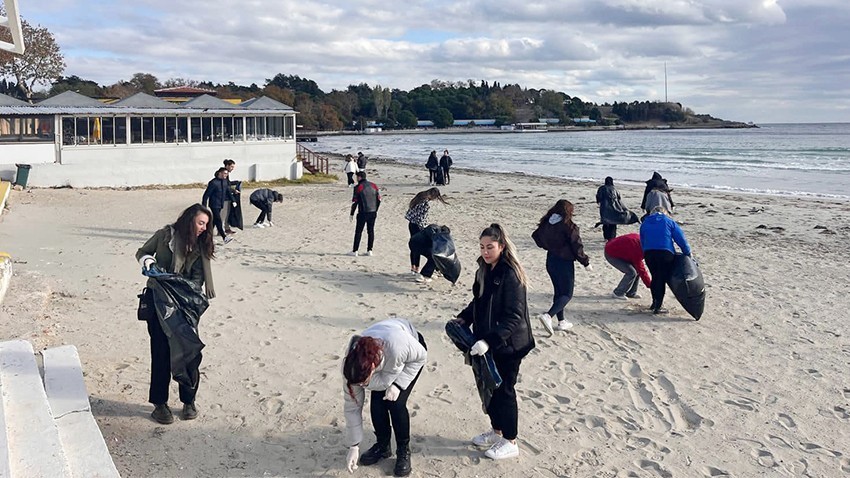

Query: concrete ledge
[0,180,9,215]
[0,253,10,307]
[0,340,71,477]
[43,346,120,478]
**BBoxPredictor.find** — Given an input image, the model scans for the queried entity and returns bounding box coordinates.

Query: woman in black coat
[455,223,535,461]
[425,151,439,185]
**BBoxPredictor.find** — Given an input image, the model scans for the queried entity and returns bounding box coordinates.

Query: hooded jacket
[457,257,535,359]
[426,153,439,171]
[641,172,674,210]
[532,214,590,266]
[640,213,691,256]
[604,233,651,287]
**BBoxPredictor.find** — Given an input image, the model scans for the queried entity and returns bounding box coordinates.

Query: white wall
[0,141,299,187]
[0,143,56,182]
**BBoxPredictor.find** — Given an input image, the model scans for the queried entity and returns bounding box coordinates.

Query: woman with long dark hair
[425,150,439,185]
[455,223,535,460]
[342,318,427,477]
[404,187,448,279]
[135,203,216,424]
[531,200,591,335]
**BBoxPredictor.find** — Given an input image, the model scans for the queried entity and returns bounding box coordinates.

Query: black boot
[359,442,391,466]
[394,444,411,477]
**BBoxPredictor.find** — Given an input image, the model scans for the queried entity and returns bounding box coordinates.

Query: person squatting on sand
[202,167,236,244]
[344,154,360,187]
[454,223,536,460]
[532,200,592,336]
[343,317,427,477]
[425,150,439,185]
[222,159,240,235]
[604,233,651,300]
[439,149,453,185]
[135,204,216,424]
[640,207,692,314]
[641,171,675,215]
[349,171,381,257]
[404,187,448,278]
[249,188,283,228]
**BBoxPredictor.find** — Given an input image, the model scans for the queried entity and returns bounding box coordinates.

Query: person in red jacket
[604,233,651,299]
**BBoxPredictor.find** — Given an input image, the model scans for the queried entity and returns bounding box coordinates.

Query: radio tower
[664,62,668,103]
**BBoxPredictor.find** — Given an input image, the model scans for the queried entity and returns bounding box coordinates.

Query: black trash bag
[146,267,208,388]
[434,167,446,186]
[668,254,705,320]
[445,321,502,413]
[227,181,244,230]
[429,225,462,284]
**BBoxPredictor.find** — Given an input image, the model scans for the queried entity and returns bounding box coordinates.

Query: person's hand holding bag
[470,339,489,356]
[346,445,359,473]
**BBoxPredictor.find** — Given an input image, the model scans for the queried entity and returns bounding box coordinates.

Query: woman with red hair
[342,318,427,477]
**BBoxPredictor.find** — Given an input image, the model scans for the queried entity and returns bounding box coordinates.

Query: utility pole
[664,62,668,103]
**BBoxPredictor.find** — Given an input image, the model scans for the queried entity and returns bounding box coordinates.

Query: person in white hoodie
[344,155,360,187]
[342,317,427,477]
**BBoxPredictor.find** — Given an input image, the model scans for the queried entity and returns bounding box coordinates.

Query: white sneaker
[364,250,373,256]
[485,437,519,460]
[415,275,432,283]
[472,429,500,447]
[265,221,274,227]
[252,223,265,228]
[611,292,628,300]
[627,293,642,299]
[347,251,358,257]
[410,269,420,275]
[537,313,554,337]
[555,320,574,331]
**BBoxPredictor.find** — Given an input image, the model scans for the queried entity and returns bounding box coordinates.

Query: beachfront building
[0,91,299,188]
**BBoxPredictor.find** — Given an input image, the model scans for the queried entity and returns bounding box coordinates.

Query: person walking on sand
[344,154,360,187]
[202,167,235,244]
[640,207,692,314]
[136,203,216,424]
[641,172,674,214]
[249,188,283,228]
[425,151,439,185]
[454,223,535,460]
[357,151,368,171]
[404,187,448,277]
[343,317,427,477]
[531,200,592,336]
[596,176,637,241]
[605,233,651,300]
[349,171,381,257]
[222,159,240,235]
[439,149,453,185]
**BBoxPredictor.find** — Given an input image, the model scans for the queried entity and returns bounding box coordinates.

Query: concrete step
[0,340,71,477]
[43,345,120,478]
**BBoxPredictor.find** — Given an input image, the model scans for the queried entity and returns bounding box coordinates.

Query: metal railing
[296,143,329,175]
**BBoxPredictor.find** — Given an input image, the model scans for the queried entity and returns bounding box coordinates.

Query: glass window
[212,117,223,142]
[61,117,75,145]
[246,117,256,139]
[235,116,244,140]
[115,117,127,144]
[191,117,201,142]
[223,117,235,141]
[154,117,166,143]
[200,117,212,142]
[257,117,267,139]
[268,116,283,139]
[166,117,176,143]
[75,117,89,144]
[1,116,55,142]
[285,115,295,139]
[142,117,154,143]
[177,117,187,142]
[130,117,142,143]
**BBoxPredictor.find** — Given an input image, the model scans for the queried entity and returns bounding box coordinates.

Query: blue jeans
[545,253,575,321]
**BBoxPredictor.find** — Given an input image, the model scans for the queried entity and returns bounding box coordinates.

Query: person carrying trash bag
[408,224,462,284]
[342,317,427,477]
[453,223,535,460]
[445,320,502,412]
[136,204,216,425]
[595,176,639,241]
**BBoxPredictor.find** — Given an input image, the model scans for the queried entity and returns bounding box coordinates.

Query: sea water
[311,123,850,200]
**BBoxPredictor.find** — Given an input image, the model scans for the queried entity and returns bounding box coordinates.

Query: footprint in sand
[840,457,850,473]
[776,413,796,429]
[700,466,732,477]
[427,384,452,404]
[636,459,672,478]
[751,448,776,467]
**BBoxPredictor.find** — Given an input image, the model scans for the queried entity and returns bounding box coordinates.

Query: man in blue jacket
[639,207,691,314]
[349,172,381,256]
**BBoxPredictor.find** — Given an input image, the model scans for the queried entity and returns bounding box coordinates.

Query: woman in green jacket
[135,203,216,424]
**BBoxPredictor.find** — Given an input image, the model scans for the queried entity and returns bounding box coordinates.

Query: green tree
[128,73,160,94]
[397,110,417,129]
[432,107,454,128]
[49,75,103,97]
[0,19,65,102]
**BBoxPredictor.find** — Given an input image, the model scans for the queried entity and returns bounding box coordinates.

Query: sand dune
[1,158,849,477]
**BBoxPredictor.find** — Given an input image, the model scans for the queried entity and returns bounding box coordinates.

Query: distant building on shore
[0,91,300,187]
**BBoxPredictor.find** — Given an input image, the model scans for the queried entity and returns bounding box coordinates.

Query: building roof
[37,90,107,107]
[182,94,239,109]
[240,96,294,111]
[114,92,178,108]
[0,93,28,107]
[154,86,217,95]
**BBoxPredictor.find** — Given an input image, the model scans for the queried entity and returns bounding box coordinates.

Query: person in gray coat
[343,317,427,477]
[249,189,283,228]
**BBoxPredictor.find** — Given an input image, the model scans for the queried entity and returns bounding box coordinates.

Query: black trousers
[346,172,355,185]
[488,354,522,440]
[211,207,227,239]
[644,249,675,309]
[250,199,271,224]
[147,317,201,405]
[408,222,423,268]
[442,167,450,184]
[428,169,436,184]
[602,224,617,241]
[353,212,377,252]
[370,333,426,448]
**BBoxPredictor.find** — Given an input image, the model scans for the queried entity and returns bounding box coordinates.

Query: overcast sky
[18,0,850,123]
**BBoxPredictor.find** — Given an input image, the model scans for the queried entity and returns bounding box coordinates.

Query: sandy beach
[1,158,849,477]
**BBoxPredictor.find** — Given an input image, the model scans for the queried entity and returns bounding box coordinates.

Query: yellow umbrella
[92,117,101,142]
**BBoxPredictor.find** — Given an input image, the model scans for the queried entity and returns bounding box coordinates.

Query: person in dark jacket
[135,203,216,424]
[439,150,453,185]
[641,172,674,213]
[404,187,448,278]
[349,171,381,256]
[596,176,629,241]
[249,189,283,228]
[356,151,368,170]
[455,223,535,461]
[531,200,591,336]
[425,151,439,185]
[222,159,240,234]
[201,168,235,243]
[640,208,692,314]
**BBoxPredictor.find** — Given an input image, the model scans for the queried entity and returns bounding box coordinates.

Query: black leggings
[408,222,423,268]
[602,224,617,241]
[347,172,355,185]
[369,333,427,448]
[147,317,200,405]
[644,249,675,309]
